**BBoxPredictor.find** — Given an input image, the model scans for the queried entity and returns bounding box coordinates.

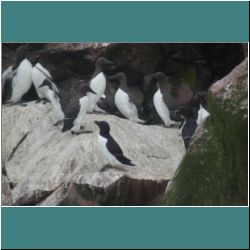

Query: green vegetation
[165,89,248,205]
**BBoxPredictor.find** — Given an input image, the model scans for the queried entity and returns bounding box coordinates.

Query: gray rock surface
[2,102,185,205]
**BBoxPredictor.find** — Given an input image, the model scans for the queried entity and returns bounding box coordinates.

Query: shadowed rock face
[165,58,248,206]
[2,102,185,206]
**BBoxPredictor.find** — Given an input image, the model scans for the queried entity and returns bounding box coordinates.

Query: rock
[2,102,185,205]
[2,172,13,206]
[165,58,248,206]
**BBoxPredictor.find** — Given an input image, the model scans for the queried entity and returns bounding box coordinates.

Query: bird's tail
[117,155,136,166]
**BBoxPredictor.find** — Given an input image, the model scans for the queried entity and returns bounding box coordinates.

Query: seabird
[177,106,197,149]
[87,57,113,113]
[39,79,65,122]
[32,62,59,102]
[3,44,39,104]
[109,72,145,123]
[152,72,180,127]
[190,92,210,125]
[62,84,96,134]
[95,121,135,169]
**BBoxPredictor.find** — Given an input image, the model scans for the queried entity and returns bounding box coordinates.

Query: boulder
[2,102,185,205]
[165,58,248,206]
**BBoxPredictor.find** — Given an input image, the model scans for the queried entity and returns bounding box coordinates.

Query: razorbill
[178,106,197,149]
[95,121,135,167]
[31,62,59,101]
[87,57,113,113]
[4,45,35,103]
[152,72,179,127]
[62,85,96,134]
[109,72,145,123]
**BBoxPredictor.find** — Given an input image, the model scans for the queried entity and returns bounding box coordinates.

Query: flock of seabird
[2,44,210,169]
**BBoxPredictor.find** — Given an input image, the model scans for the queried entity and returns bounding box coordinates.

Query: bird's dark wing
[59,89,75,113]
[181,118,197,149]
[106,134,124,156]
[162,92,179,111]
[106,135,135,166]
[62,96,80,131]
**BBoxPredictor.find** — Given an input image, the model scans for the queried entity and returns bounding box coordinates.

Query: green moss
[165,93,248,206]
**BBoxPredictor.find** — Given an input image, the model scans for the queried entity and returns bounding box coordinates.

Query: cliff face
[165,58,248,206]
[2,43,245,96]
[2,103,185,206]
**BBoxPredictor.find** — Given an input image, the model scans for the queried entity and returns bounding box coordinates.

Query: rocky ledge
[2,103,185,206]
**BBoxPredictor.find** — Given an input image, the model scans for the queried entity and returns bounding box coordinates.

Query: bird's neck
[99,131,109,137]
[119,79,128,91]
[92,65,103,78]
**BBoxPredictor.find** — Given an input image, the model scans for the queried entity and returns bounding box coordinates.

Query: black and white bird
[39,79,65,122]
[109,72,145,123]
[3,44,39,103]
[62,84,96,134]
[95,121,135,167]
[178,106,197,149]
[190,92,210,125]
[87,57,113,113]
[32,62,59,101]
[152,72,180,127]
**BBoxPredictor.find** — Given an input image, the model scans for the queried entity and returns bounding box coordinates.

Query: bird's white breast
[87,72,106,111]
[47,90,64,120]
[73,96,89,127]
[153,88,172,126]
[98,135,118,165]
[9,59,33,102]
[31,63,58,100]
[115,88,138,120]
[196,105,210,125]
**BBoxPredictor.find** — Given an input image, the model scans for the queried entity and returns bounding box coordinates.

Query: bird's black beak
[88,86,96,95]
[94,121,100,126]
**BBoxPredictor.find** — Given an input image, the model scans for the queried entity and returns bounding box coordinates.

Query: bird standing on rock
[87,57,113,113]
[62,84,96,134]
[190,92,210,125]
[32,62,59,102]
[109,72,145,123]
[95,121,135,171]
[3,44,40,104]
[152,72,180,127]
[39,79,65,123]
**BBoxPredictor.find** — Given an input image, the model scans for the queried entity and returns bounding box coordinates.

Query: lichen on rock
[165,58,248,206]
